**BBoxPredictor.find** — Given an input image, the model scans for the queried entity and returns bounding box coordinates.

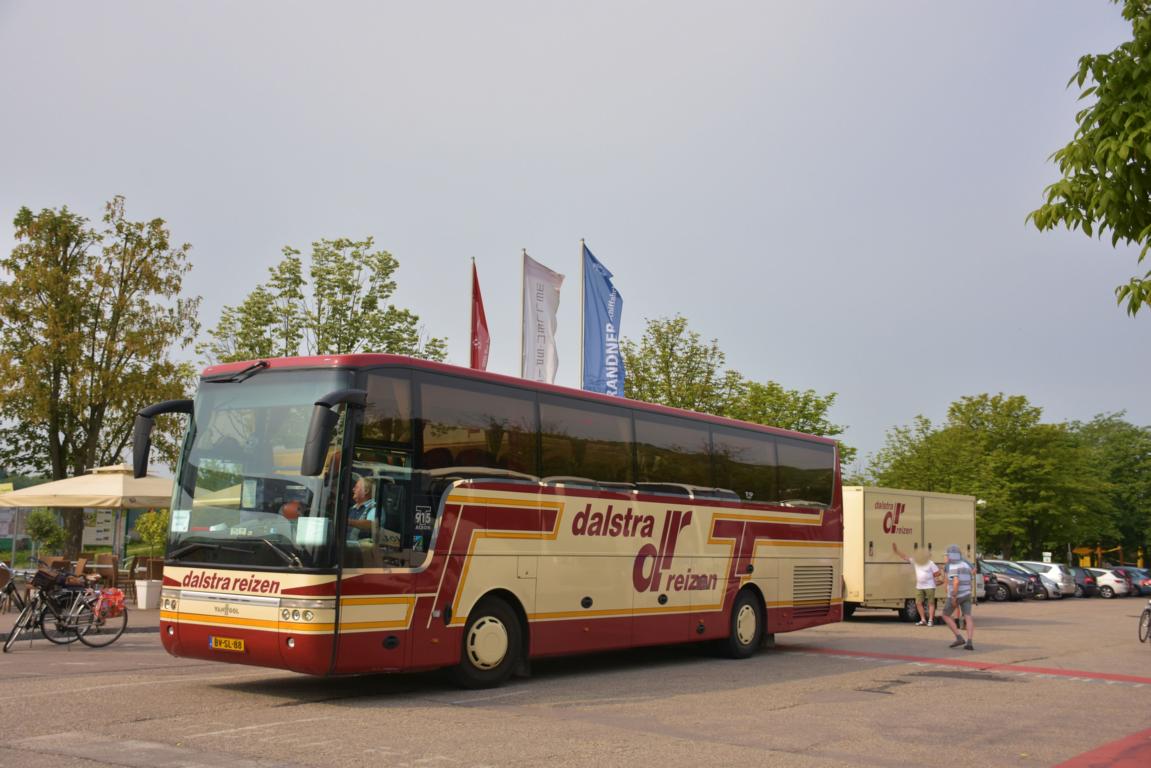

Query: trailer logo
[880,502,913,535]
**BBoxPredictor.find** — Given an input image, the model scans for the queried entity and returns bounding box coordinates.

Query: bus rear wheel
[451,598,522,689]
[721,590,764,659]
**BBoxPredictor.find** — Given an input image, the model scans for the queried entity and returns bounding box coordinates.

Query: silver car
[1017,561,1076,597]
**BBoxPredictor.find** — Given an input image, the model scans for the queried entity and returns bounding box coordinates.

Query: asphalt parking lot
[1,596,1148,768]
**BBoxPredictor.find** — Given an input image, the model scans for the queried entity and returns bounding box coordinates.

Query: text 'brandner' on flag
[581,243,625,396]
[470,260,489,371]
[521,251,564,383]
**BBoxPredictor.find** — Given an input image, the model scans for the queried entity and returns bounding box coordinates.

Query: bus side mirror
[300,389,367,477]
[133,399,194,478]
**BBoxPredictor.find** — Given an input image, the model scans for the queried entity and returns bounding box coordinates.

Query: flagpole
[520,248,527,379]
[469,257,474,369]
[579,238,586,389]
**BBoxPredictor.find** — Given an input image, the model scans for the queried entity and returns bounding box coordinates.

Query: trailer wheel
[900,599,920,622]
[451,597,522,689]
[843,602,857,620]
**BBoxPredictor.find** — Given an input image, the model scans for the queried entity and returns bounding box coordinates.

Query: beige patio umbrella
[0,464,173,558]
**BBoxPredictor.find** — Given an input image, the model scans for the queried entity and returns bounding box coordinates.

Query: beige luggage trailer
[842,486,976,621]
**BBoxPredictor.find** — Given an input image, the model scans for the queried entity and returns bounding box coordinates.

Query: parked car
[1014,562,1064,599]
[979,560,1039,601]
[1070,567,1100,598]
[1086,567,1131,598]
[1037,573,1064,600]
[1017,561,1077,597]
[1114,567,1151,596]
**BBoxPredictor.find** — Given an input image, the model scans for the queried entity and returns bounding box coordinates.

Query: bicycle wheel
[1139,609,1151,644]
[41,593,84,645]
[3,598,37,652]
[76,597,127,648]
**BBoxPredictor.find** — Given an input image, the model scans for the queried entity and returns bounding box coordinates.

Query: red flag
[470,261,490,370]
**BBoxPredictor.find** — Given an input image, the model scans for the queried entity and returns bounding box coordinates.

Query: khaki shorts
[944,595,973,616]
[916,588,936,602]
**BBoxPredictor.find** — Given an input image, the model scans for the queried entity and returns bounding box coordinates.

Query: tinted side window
[540,395,632,483]
[776,436,835,507]
[711,426,777,504]
[417,373,539,475]
[361,371,412,445]
[634,413,711,487]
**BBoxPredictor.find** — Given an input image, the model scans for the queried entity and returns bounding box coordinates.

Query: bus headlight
[280,597,329,623]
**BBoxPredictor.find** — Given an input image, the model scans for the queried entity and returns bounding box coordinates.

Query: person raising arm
[892,542,941,626]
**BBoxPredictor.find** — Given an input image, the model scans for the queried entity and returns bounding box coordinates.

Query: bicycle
[0,561,28,615]
[1140,600,1151,644]
[3,560,128,652]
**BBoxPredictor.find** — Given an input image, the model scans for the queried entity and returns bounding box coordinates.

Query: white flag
[522,252,564,383]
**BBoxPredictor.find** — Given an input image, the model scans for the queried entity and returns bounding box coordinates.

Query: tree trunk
[62,507,85,560]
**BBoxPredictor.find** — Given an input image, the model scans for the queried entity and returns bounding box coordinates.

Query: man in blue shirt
[348,475,377,540]
[940,544,976,650]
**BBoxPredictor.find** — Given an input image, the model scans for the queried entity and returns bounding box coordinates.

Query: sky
[1,1,1147,470]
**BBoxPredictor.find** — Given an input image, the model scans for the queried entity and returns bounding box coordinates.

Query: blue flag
[582,244,626,396]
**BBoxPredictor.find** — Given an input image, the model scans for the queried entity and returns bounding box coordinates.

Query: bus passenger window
[776,436,835,507]
[634,414,711,487]
[540,395,632,483]
[712,426,778,504]
[417,373,539,476]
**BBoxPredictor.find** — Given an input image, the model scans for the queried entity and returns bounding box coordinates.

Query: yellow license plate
[209,636,245,652]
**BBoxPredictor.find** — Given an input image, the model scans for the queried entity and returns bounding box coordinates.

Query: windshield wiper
[260,538,303,568]
[205,360,269,384]
[168,541,252,560]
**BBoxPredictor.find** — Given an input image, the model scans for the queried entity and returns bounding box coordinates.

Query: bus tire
[722,590,764,659]
[451,597,522,689]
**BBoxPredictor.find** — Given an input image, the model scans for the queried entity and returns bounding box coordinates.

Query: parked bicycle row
[0,560,129,652]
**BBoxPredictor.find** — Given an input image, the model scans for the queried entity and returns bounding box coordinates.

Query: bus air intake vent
[793,565,833,617]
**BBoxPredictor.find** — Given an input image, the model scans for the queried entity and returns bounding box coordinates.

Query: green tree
[871,394,1110,559]
[1071,413,1151,559]
[135,509,170,560]
[199,237,447,363]
[0,197,200,558]
[621,315,742,414]
[1028,0,1151,315]
[621,315,853,463]
[25,509,65,556]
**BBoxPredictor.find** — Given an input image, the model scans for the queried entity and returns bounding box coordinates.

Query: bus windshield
[168,368,352,570]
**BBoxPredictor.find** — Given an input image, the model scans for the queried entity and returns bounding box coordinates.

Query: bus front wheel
[721,590,764,659]
[451,598,522,689]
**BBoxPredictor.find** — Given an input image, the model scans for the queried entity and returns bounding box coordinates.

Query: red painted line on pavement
[777,645,1151,686]
[1055,727,1151,768]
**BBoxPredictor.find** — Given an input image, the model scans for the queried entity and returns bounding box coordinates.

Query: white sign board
[82,509,114,547]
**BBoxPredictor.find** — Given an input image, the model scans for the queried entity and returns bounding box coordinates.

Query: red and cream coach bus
[133,354,843,687]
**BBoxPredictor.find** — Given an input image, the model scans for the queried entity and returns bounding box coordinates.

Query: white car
[1017,561,1076,597]
[1086,568,1130,599]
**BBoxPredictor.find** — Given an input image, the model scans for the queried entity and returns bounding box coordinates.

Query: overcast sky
[1,1,1146,468]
